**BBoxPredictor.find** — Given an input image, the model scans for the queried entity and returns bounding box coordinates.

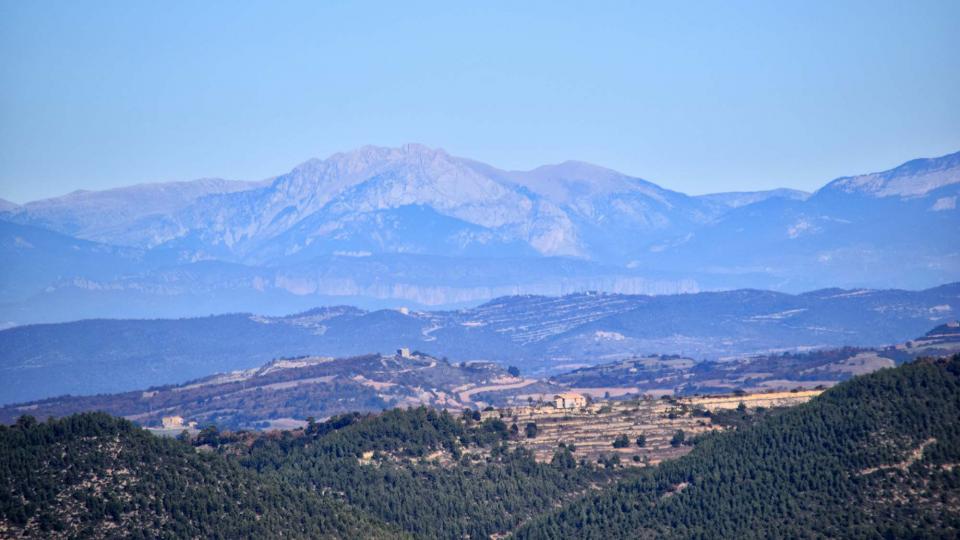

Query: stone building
[161,415,184,429]
[553,392,587,409]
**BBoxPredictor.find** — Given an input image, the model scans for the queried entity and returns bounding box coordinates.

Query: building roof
[554,392,585,399]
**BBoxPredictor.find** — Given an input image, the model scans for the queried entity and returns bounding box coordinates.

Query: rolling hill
[0,284,956,404]
[551,321,960,396]
[0,407,618,539]
[0,352,561,430]
[3,356,958,539]
[0,413,397,539]
[514,354,960,538]
[3,322,958,432]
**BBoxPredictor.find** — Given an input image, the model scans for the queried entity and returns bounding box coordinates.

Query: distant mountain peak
[697,188,811,208]
[494,158,682,209]
[821,150,960,198]
[524,160,625,180]
[321,143,452,167]
[0,198,19,213]
[283,143,462,191]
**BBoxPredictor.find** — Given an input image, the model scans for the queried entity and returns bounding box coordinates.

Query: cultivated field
[487,390,821,465]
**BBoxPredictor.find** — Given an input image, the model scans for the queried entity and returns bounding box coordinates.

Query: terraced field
[489,390,821,465]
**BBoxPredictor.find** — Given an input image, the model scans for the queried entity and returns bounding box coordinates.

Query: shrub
[670,429,685,447]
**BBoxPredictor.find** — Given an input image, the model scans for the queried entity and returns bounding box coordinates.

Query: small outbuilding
[554,393,587,409]
[161,415,184,429]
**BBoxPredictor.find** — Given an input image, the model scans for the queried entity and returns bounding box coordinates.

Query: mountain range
[1,283,956,404]
[1,145,958,325]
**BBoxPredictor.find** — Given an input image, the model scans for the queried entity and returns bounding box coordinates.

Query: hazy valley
[1,282,956,404]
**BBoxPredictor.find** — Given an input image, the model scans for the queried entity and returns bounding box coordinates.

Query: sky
[0,1,958,203]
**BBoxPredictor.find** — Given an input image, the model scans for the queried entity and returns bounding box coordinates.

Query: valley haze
[0,282,956,405]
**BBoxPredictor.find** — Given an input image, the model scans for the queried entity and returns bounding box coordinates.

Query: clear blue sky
[1,0,958,203]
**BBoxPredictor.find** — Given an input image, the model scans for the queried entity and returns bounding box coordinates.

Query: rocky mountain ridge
[1,146,958,322]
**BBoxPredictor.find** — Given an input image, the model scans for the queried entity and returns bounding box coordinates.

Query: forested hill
[3,357,958,539]
[0,413,399,539]
[0,407,618,539]
[514,355,960,539]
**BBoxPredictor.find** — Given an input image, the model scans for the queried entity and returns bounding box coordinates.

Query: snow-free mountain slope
[696,188,810,208]
[1,146,958,321]
[1,144,764,264]
[646,151,960,291]
[0,199,18,213]
[819,150,960,198]
[1,177,266,247]
[164,144,582,260]
[0,219,149,304]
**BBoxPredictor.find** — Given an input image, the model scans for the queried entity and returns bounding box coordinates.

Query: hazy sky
[1,1,958,203]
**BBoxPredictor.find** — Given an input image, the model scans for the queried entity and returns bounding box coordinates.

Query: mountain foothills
[0,284,956,404]
[0,414,397,539]
[551,321,960,395]
[2,145,958,324]
[2,356,958,538]
[515,356,960,538]
[0,353,562,430]
[3,322,958,432]
[0,407,623,539]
